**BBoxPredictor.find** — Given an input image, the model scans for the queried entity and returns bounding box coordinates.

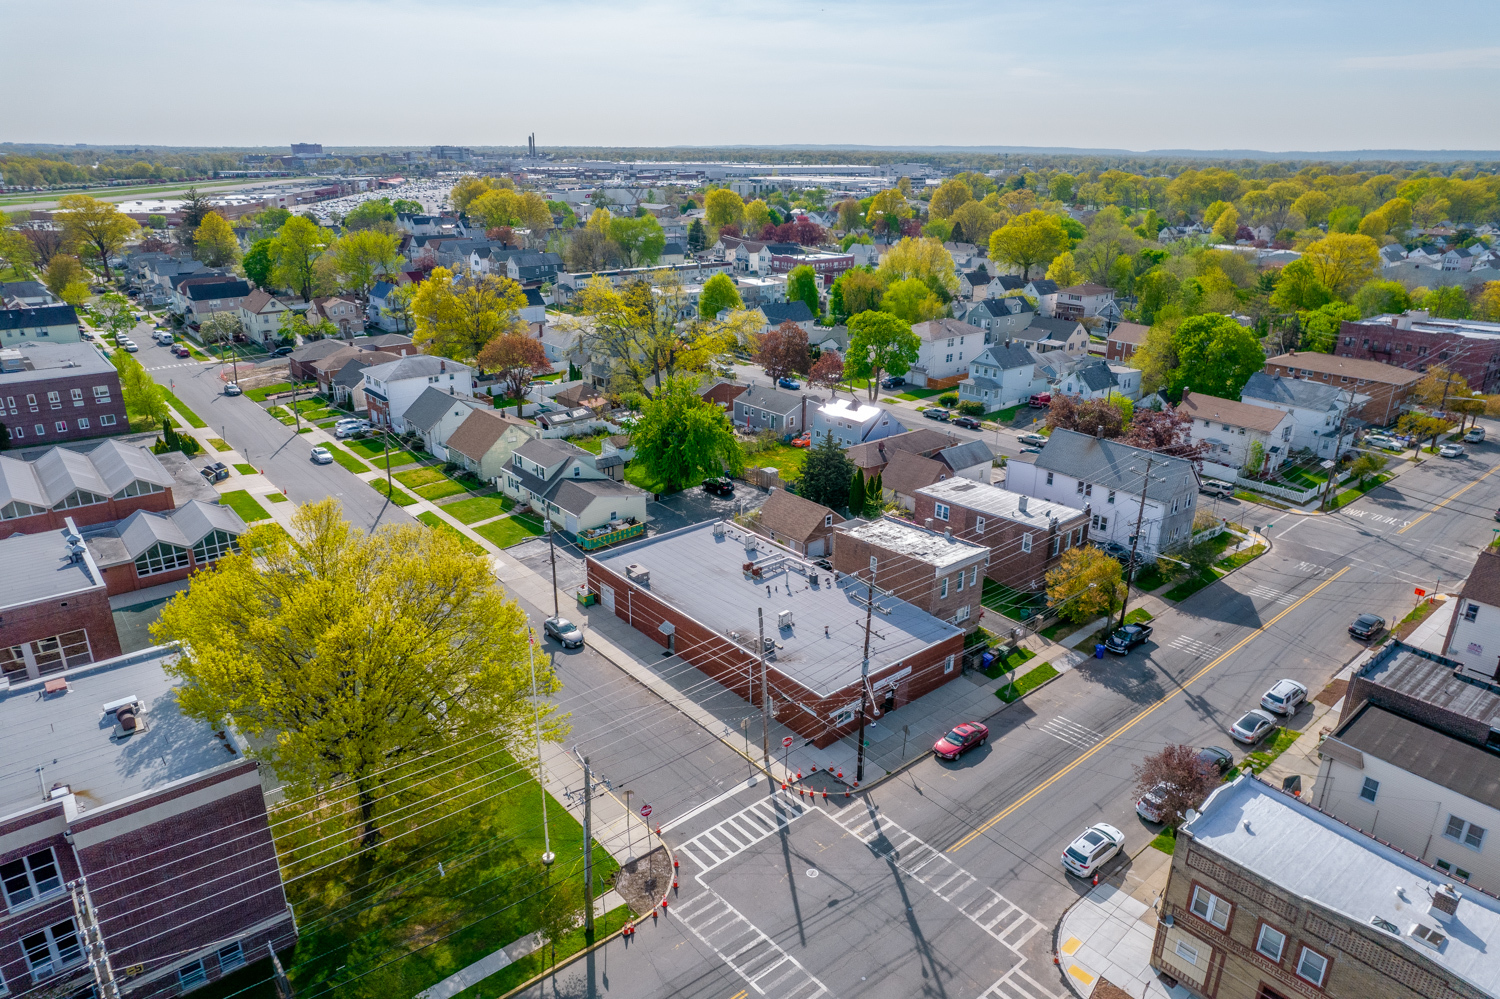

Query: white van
[153,330,174,345]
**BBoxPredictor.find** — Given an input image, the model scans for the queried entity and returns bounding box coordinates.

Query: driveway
[648,481,771,534]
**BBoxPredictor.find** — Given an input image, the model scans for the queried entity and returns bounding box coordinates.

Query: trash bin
[981,651,996,671]
[1095,643,1106,659]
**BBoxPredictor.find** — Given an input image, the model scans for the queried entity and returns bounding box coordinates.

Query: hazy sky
[6,0,1499,152]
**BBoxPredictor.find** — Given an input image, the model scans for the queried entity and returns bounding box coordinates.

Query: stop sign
[640,803,652,818]
[782,736,794,748]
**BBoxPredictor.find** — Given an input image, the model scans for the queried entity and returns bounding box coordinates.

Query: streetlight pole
[758,608,769,765]
[545,520,560,619]
[527,628,554,868]
[1117,456,1156,633]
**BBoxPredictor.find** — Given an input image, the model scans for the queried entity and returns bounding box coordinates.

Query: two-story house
[809,398,903,446]
[361,355,474,432]
[1011,316,1089,355]
[238,289,298,346]
[180,278,250,326]
[845,428,962,477]
[913,477,1089,594]
[907,318,985,387]
[732,384,817,435]
[1104,321,1149,362]
[964,297,1036,343]
[1238,372,1367,460]
[0,305,81,346]
[1050,283,1115,320]
[1004,428,1199,555]
[1179,390,1297,479]
[499,438,648,534]
[399,386,492,459]
[832,516,990,632]
[750,488,844,558]
[1443,548,1500,682]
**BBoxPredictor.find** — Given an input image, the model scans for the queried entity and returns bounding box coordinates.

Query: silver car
[1260,679,1307,716]
[1231,708,1277,745]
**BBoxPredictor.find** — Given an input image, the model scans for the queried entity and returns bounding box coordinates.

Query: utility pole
[269,943,293,999]
[579,752,596,945]
[546,520,560,619]
[758,607,769,765]
[1117,456,1155,633]
[69,878,120,999]
[856,561,876,783]
[1320,388,1355,511]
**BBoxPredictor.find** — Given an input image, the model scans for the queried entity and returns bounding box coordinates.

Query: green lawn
[206,437,231,452]
[416,512,487,555]
[1150,828,1177,854]
[623,462,671,495]
[162,389,207,428]
[440,493,514,524]
[395,467,451,489]
[326,447,370,474]
[369,477,418,506]
[742,441,808,479]
[979,645,1037,679]
[1131,563,1168,593]
[1245,727,1301,772]
[417,479,469,501]
[219,489,271,523]
[565,433,609,454]
[1268,465,1327,490]
[893,387,946,401]
[1037,618,1076,642]
[344,438,420,468]
[983,405,1021,423]
[473,514,545,549]
[980,578,1047,620]
[1330,474,1392,510]
[1163,540,1267,601]
[266,493,288,503]
[997,662,1059,703]
[246,381,311,402]
[233,463,258,475]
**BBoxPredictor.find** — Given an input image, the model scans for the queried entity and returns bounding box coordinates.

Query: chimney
[440,360,446,373]
[1430,884,1461,921]
[1018,495,1028,514]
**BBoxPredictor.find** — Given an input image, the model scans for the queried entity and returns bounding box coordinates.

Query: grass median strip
[326,448,370,474]
[219,489,271,523]
[416,512,486,555]
[996,662,1058,703]
[233,463,258,475]
[265,493,288,503]
[207,438,231,452]
[162,389,207,428]
[369,478,418,506]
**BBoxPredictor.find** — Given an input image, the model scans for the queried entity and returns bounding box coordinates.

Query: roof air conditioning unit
[777,610,793,630]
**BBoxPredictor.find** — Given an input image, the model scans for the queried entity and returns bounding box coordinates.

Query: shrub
[938,392,960,407]
[956,400,984,416]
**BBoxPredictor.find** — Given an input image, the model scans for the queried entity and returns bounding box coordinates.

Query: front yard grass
[440,493,513,524]
[416,512,486,555]
[219,489,271,523]
[245,381,311,402]
[207,438,231,452]
[1245,727,1301,772]
[1330,473,1392,509]
[395,467,450,489]
[1163,540,1267,601]
[979,645,1036,680]
[162,389,207,428]
[623,462,671,495]
[265,492,288,503]
[342,438,420,468]
[326,447,370,474]
[741,441,808,479]
[473,513,545,549]
[980,578,1047,620]
[233,463,258,475]
[369,478,418,506]
[417,479,469,500]
[1149,828,1177,855]
[893,387,945,401]
[997,661,1059,703]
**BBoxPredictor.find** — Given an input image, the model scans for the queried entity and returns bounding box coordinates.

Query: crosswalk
[1247,584,1294,606]
[1039,715,1105,751]
[671,892,829,999]
[144,361,205,372]
[675,792,810,873]
[1167,635,1223,658]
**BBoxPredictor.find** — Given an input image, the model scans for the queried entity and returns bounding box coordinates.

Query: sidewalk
[1056,847,1190,999]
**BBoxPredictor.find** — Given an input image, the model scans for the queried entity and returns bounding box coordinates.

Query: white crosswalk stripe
[677,792,809,872]
[144,361,206,372]
[1167,635,1224,657]
[1039,715,1104,751]
[1247,585,1293,605]
[670,891,829,999]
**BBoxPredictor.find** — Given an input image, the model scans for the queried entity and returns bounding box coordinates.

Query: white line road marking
[1166,635,1225,658]
[672,877,829,999]
[1039,716,1105,751]
[1247,585,1293,605]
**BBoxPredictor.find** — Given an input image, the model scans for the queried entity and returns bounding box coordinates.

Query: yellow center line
[1397,459,1500,535]
[948,565,1353,853]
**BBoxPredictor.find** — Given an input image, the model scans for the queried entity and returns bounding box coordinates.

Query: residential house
[238,289,298,346]
[1379,243,1409,267]
[1178,389,1296,480]
[1264,350,1423,426]
[309,345,366,398]
[933,440,993,481]
[0,439,175,537]
[851,241,884,269]
[768,249,851,288]
[1238,372,1367,459]
[521,287,546,323]
[309,295,363,336]
[1050,283,1115,320]
[0,343,129,444]
[329,358,370,410]
[362,355,474,431]
[499,438,648,533]
[809,398,902,446]
[964,297,1036,343]
[941,241,980,271]
[505,251,564,287]
[702,379,748,411]
[735,300,816,335]
[1153,772,1500,999]
[1056,357,1125,402]
[1011,316,1089,355]
[552,381,608,411]
[732,384,818,435]
[357,333,417,360]
[0,650,297,999]
[444,407,540,480]
[958,341,1041,410]
[845,428,962,477]
[1443,548,1500,683]
[1443,246,1479,272]
[832,517,989,632]
[880,449,952,511]
[959,269,1019,301]
[181,278,251,326]
[1023,279,1059,314]
[1004,428,1199,555]
[366,280,409,332]
[288,337,356,380]
[906,318,985,387]
[1337,313,1500,394]
[0,281,58,308]
[0,305,81,346]
[913,478,1088,594]
[538,323,582,372]
[1105,321,1149,362]
[400,386,490,459]
[750,489,844,558]
[82,499,247,597]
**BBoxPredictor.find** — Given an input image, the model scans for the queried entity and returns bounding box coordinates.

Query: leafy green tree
[242,237,274,289]
[631,376,742,493]
[44,254,85,296]
[1241,439,1266,477]
[921,218,954,242]
[193,211,239,267]
[835,268,883,320]
[698,272,742,319]
[795,432,855,509]
[929,178,975,220]
[390,198,422,214]
[880,278,944,322]
[849,468,867,515]
[1352,280,1412,318]
[410,266,527,363]
[787,265,820,318]
[608,215,666,267]
[1300,302,1360,352]
[330,229,403,301]
[687,218,707,252]
[152,498,549,848]
[272,215,333,302]
[705,189,745,230]
[1211,206,1240,244]
[1349,451,1388,487]
[55,194,138,280]
[1424,285,1471,319]
[1045,546,1124,624]
[1050,173,1076,203]
[111,349,168,426]
[341,197,398,232]
[845,311,920,399]
[988,210,1070,278]
[1164,313,1266,400]
[1136,270,1180,324]
[198,311,242,346]
[1302,233,1379,299]
[1269,258,1331,312]
[1327,205,1362,233]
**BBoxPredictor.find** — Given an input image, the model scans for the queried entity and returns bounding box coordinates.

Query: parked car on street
[1105,622,1153,654]
[544,616,584,649]
[790,432,811,448]
[702,476,734,496]
[118,338,138,352]
[1136,783,1173,823]
[777,377,801,390]
[1028,393,1052,407]
[172,344,192,358]
[952,415,982,430]
[881,376,905,389]
[153,330,173,345]
[1199,480,1234,498]
[1061,823,1125,878]
[1467,426,1487,443]
[271,346,295,357]
[1260,679,1308,716]
[932,721,988,761]
[1230,708,1277,745]
[1197,746,1235,775]
[1439,443,1466,458]
[1017,432,1049,447]
[309,446,334,465]
[1348,613,1385,641]
[923,408,951,422]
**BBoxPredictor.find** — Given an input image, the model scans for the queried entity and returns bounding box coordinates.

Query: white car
[1135,783,1172,823]
[335,420,370,438]
[1439,444,1466,458]
[118,338,138,352]
[1062,823,1125,878]
[1260,679,1307,716]
[309,446,334,465]
[1230,708,1278,745]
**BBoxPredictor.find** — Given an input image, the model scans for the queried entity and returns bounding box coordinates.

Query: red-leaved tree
[1122,407,1209,460]
[809,350,844,391]
[756,321,812,382]
[1132,744,1222,828]
[478,331,552,399]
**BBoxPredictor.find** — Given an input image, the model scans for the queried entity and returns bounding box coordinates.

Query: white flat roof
[918,477,1085,526]
[838,517,989,570]
[818,398,883,422]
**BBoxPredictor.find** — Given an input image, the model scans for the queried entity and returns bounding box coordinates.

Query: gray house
[965,298,1036,342]
[732,384,819,435]
[957,342,1039,410]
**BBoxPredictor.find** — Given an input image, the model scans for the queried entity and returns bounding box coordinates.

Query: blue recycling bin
[981,651,996,671]
[1095,643,1106,659]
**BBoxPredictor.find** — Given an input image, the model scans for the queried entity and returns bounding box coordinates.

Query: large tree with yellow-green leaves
[193,210,239,267]
[152,499,556,848]
[988,210,1070,279]
[55,194,138,280]
[410,265,528,362]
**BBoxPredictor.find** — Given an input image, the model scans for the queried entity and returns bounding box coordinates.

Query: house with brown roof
[310,345,367,398]
[444,408,539,481]
[310,295,363,336]
[846,428,962,475]
[1104,321,1149,362]
[552,380,608,410]
[879,449,952,511]
[702,379,748,410]
[1263,351,1422,426]
[749,489,844,558]
[238,289,298,346]
[1179,389,1296,479]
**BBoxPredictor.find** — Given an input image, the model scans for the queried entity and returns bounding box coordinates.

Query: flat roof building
[832,517,989,632]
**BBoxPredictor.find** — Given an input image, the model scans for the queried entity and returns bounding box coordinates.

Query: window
[956,570,964,591]
[1435,859,1473,880]
[970,566,978,588]
[824,514,833,527]
[1445,815,1486,850]
[22,919,81,978]
[1360,777,1380,802]
[25,393,36,411]
[1296,946,1328,987]
[1466,603,1480,623]
[945,354,953,364]
[1256,922,1286,962]
[54,422,66,434]
[135,541,191,577]
[940,576,949,598]
[53,489,105,510]
[944,653,956,672]
[1190,886,1230,929]
[1046,472,1054,485]
[70,388,83,407]
[7,427,17,439]
[113,479,164,499]
[1092,514,1108,531]
[1174,939,1200,967]
[193,530,239,565]
[953,605,970,623]
[1022,533,1032,553]
[47,391,59,409]
[2,849,62,908]
[1107,490,1115,504]
[179,960,208,991]
[0,500,43,520]
[1049,537,1059,556]
[1076,481,1084,494]
[93,385,110,404]
[32,424,42,436]
[975,517,985,535]
[934,503,949,521]
[217,942,245,972]
[76,418,88,430]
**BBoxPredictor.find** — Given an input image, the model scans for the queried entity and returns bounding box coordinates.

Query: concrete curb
[1051,840,1168,999]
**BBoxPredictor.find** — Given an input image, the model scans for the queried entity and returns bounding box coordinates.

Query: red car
[790,432,811,448]
[172,344,191,358]
[933,721,988,761]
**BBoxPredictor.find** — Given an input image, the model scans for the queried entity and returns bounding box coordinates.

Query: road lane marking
[1166,635,1224,657]
[1398,460,1500,534]
[948,565,1353,852]
[1039,716,1105,750]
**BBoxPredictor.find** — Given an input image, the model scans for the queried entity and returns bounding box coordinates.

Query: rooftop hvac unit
[777,609,793,630]
[625,563,650,585]
[713,522,726,538]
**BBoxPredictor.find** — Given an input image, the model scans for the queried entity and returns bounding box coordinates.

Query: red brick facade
[910,493,1089,593]
[0,368,129,445]
[587,559,965,747]
[0,576,121,680]
[0,487,173,538]
[830,530,987,632]
[1339,318,1500,394]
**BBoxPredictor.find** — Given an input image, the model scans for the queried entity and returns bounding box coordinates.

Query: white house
[1056,358,1124,402]
[1238,372,1367,460]
[399,386,490,459]
[1178,390,1297,480]
[239,289,298,346]
[957,342,1039,410]
[0,305,83,345]
[1443,549,1500,683]
[500,437,649,533]
[1011,316,1089,355]
[1049,283,1116,321]
[907,318,984,386]
[361,355,474,432]
[810,398,903,446]
[366,281,409,332]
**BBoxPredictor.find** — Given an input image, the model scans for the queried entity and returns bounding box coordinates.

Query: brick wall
[0,368,129,445]
[911,493,1089,592]
[830,531,985,632]
[0,488,174,538]
[1340,319,1500,395]
[1262,358,1412,427]
[0,580,121,668]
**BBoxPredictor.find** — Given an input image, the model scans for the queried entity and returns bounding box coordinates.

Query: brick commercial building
[82,499,247,597]
[0,342,129,446]
[0,519,121,684]
[1338,312,1500,393]
[1263,350,1423,427]
[1155,774,1500,999]
[585,521,966,748]
[831,517,989,632]
[912,477,1089,594]
[0,652,297,997]
[0,440,176,536]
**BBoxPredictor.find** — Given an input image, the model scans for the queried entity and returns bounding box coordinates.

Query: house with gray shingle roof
[958,341,1040,410]
[401,386,491,459]
[498,436,647,533]
[1238,371,1369,459]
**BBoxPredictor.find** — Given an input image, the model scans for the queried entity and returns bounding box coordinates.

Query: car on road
[1467,427,1487,443]
[702,476,734,496]
[881,376,906,389]
[544,616,584,648]
[1363,434,1404,451]
[1230,708,1278,745]
[153,331,173,345]
[1061,823,1125,878]
[1105,622,1154,654]
[952,415,982,430]
[932,721,988,761]
[1028,393,1051,407]
[118,338,138,352]
[271,346,295,357]
[309,446,334,465]
[172,344,192,358]
[790,432,811,448]
[1199,479,1234,498]
[1017,432,1049,447]
[923,408,951,422]
[1261,678,1308,716]
[1439,443,1466,458]
[1135,783,1173,823]
[1096,540,1140,568]
[1020,446,1043,455]
[777,377,801,390]
[1348,613,1386,641]
[1197,746,1235,776]
[223,382,243,396]
[199,462,230,484]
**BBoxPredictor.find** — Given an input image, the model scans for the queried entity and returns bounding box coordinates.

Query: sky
[5,0,1500,153]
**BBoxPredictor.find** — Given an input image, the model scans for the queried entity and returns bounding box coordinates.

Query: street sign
[640,803,652,818]
[1415,587,1427,597]
[782,735,794,748]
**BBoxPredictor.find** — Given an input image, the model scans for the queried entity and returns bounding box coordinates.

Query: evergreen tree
[849,468,866,515]
[687,219,707,253]
[796,432,855,510]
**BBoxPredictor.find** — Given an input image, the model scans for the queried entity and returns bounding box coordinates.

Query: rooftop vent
[713,522,726,538]
[0,349,21,373]
[1017,495,1028,514]
[625,563,650,585]
[1410,923,1448,950]
[777,609,793,630]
